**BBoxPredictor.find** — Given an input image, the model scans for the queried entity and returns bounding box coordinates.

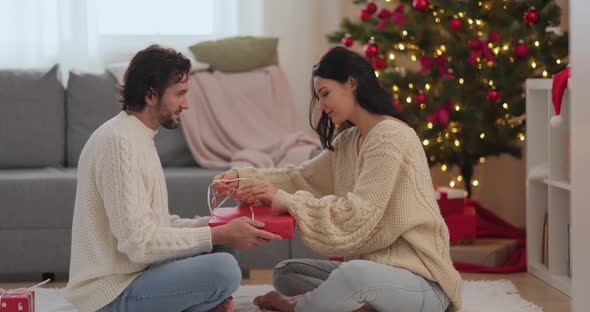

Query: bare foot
[253,291,298,312]
[209,296,233,312]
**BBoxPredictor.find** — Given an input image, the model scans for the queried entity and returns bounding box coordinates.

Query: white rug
[31,280,542,312]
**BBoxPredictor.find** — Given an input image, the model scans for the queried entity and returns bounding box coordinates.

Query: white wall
[569,1,590,310]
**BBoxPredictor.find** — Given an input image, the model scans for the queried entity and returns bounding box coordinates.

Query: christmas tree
[328,0,568,197]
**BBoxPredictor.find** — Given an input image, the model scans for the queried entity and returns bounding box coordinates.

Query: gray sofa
[0,65,320,281]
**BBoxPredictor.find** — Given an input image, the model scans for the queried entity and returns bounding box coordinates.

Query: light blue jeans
[273,259,451,312]
[97,247,241,312]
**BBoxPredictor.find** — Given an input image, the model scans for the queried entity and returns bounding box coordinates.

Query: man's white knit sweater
[236,120,463,311]
[66,111,212,312]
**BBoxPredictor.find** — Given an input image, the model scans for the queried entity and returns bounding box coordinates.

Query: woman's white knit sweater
[236,120,463,311]
[66,112,212,312]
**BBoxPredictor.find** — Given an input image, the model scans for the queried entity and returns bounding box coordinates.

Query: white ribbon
[0,279,51,308]
[208,178,255,220]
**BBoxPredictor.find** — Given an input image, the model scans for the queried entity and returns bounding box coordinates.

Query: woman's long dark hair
[309,46,404,150]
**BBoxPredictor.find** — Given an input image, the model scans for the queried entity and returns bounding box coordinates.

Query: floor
[0,271,571,311]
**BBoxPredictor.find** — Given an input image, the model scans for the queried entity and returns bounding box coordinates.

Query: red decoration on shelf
[450,15,462,30]
[341,34,354,47]
[373,55,386,70]
[487,88,501,103]
[415,91,427,104]
[523,7,539,26]
[365,2,378,15]
[363,41,379,58]
[359,9,371,22]
[412,0,429,12]
[513,40,529,59]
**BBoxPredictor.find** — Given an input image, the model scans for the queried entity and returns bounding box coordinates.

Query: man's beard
[157,101,180,129]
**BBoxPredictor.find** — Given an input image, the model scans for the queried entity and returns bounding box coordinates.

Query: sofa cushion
[0,168,77,229]
[66,71,121,167]
[0,65,65,168]
[189,36,279,72]
[66,71,197,167]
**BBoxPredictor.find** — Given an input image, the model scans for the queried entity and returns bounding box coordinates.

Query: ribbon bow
[376,4,406,29]
[468,30,501,65]
[427,99,454,128]
[418,54,454,79]
[208,177,256,220]
[0,279,50,305]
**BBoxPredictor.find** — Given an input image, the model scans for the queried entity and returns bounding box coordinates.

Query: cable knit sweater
[66,111,212,312]
[236,120,463,311]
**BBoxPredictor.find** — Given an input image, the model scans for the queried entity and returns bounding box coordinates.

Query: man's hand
[236,181,278,207]
[211,217,282,249]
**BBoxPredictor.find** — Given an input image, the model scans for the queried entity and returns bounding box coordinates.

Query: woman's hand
[236,180,279,207]
[211,170,239,200]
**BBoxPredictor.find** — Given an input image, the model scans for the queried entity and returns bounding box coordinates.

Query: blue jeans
[273,259,451,312]
[97,247,241,312]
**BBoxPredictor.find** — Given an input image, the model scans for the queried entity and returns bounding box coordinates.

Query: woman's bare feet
[253,291,298,312]
[209,296,233,312]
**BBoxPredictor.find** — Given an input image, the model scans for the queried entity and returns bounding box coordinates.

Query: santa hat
[550,66,571,127]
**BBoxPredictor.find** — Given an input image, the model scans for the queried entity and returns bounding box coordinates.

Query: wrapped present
[444,205,477,245]
[435,186,466,217]
[209,206,295,239]
[0,289,35,312]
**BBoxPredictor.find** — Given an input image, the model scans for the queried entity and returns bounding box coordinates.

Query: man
[65,45,282,312]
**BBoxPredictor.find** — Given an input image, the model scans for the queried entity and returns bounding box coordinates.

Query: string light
[411,55,417,61]
[408,83,414,89]
[472,180,479,187]
[543,70,548,77]
[459,78,465,84]
[425,83,431,90]
[440,45,446,52]
[503,103,509,109]
[375,71,380,77]
[441,164,448,172]
[389,53,396,60]
[503,44,510,51]
[519,133,525,141]
[452,127,458,133]
[480,157,486,163]
[457,175,463,182]
[420,103,427,109]
[450,181,456,187]
[534,41,540,47]
[399,43,405,50]
[488,80,494,86]
[455,105,461,111]
[531,61,537,69]
[477,31,484,37]
[393,85,399,92]
[454,140,461,147]
[494,47,500,55]
[423,139,430,146]
[475,19,482,26]
[556,59,562,64]
[427,122,434,129]
[435,17,441,23]
[437,137,443,143]
[437,49,443,56]
[468,18,474,24]
[458,12,465,18]
[480,133,485,139]
[402,30,408,37]
[406,96,412,103]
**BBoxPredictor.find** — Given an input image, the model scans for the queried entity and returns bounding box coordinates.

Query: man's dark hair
[119,45,191,111]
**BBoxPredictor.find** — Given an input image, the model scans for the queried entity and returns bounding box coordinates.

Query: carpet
[29,280,542,312]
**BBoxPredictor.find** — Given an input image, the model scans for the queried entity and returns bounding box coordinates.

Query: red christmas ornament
[487,88,501,103]
[412,0,430,12]
[359,9,371,22]
[450,16,462,30]
[394,100,402,110]
[513,40,529,59]
[415,91,427,104]
[523,7,539,26]
[373,56,386,70]
[341,34,354,47]
[365,2,378,15]
[363,41,379,58]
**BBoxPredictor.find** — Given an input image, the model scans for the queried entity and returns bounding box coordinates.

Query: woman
[212,46,463,312]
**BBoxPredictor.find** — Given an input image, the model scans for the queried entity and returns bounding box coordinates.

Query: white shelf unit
[526,78,571,297]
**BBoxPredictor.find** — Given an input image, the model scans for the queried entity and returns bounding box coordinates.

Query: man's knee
[208,252,242,293]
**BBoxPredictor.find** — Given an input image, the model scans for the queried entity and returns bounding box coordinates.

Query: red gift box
[0,289,35,312]
[209,206,295,239]
[444,205,477,245]
[435,187,466,217]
